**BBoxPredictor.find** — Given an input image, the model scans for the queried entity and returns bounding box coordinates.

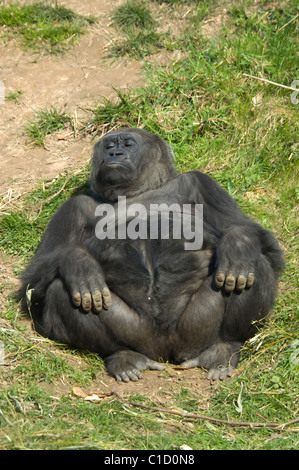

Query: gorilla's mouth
[101,158,132,171]
[105,162,128,169]
[99,165,136,185]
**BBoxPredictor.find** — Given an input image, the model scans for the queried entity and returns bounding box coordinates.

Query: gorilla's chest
[97,237,212,323]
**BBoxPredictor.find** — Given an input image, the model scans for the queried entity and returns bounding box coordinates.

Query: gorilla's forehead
[100,128,140,146]
[103,131,137,141]
[103,127,152,142]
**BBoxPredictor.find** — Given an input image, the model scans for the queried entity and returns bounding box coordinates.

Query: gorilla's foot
[180,341,242,380]
[105,350,165,382]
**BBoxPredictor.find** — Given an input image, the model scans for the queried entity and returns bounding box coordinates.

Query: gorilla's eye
[124,139,135,147]
[105,142,115,149]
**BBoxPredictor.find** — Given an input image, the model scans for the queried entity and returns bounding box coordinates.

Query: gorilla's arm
[19,195,111,312]
[188,171,284,291]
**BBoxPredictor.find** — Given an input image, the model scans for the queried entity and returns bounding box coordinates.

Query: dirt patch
[40,364,214,405]
[0,0,144,195]
[0,0,231,196]
[90,366,214,405]
[0,252,19,310]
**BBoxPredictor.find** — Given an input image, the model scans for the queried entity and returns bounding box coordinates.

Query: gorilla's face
[91,128,177,201]
[98,131,140,185]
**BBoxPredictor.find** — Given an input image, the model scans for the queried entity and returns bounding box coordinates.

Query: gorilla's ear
[136,131,177,191]
[90,141,103,197]
[158,137,175,166]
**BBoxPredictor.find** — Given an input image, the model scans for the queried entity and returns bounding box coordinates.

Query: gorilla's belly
[98,238,214,325]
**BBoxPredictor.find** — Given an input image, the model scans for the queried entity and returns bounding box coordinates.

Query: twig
[277,13,298,31]
[111,391,299,430]
[0,190,27,214]
[243,73,298,92]
[197,165,227,173]
[31,173,73,221]
[1,320,58,359]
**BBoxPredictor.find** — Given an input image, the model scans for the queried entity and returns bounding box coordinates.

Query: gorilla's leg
[33,279,164,381]
[177,282,243,379]
[221,253,278,342]
[175,281,238,379]
[179,254,278,379]
[34,278,116,356]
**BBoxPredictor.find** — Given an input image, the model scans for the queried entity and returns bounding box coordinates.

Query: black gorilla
[19,128,284,381]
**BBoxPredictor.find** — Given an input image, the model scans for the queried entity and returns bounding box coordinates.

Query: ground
[0,0,215,402]
[0,0,144,194]
[1,0,298,449]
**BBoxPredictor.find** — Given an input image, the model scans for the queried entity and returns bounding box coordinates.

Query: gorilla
[19,128,284,381]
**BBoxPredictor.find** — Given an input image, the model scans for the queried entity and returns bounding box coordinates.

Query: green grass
[5,89,24,104]
[110,0,156,30]
[108,0,169,59]
[0,0,298,450]
[24,107,72,147]
[0,1,96,53]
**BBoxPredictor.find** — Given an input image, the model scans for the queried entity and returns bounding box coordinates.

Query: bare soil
[0,0,143,195]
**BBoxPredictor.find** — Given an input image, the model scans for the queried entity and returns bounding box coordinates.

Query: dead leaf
[57,130,73,140]
[72,386,87,399]
[84,394,104,402]
[72,386,114,402]
[180,444,193,450]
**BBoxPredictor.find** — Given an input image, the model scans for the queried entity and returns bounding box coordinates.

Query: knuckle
[224,273,236,292]
[102,287,111,309]
[82,293,92,310]
[236,274,247,291]
[72,292,81,306]
[247,273,255,286]
[215,272,225,288]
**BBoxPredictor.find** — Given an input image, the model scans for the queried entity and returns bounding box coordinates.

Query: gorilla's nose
[106,152,127,167]
[109,150,124,157]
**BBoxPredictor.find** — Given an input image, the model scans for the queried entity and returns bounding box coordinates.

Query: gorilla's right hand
[59,247,111,313]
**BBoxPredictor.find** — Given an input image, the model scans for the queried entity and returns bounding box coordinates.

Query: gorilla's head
[90,128,177,201]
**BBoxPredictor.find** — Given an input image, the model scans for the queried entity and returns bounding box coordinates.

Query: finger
[81,292,92,312]
[247,272,255,288]
[102,287,111,310]
[215,272,225,288]
[92,290,102,312]
[224,273,236,293]
[236,274,247,291]
[72,291,81,307]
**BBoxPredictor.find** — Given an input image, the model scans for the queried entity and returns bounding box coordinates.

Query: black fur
[18,128,284,381]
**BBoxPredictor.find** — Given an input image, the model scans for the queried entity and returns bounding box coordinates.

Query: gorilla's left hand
[215,226,260,293]
[59,247,111,312]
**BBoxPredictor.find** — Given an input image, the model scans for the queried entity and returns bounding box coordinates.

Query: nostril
[109,151,124,157]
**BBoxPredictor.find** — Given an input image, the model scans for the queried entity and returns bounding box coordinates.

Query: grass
[0,0,298,450]
[5,90,24,104]
[24,107,72,147]
[0,1,96,53]
[110,0,156,30]
[108,0,169,59]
